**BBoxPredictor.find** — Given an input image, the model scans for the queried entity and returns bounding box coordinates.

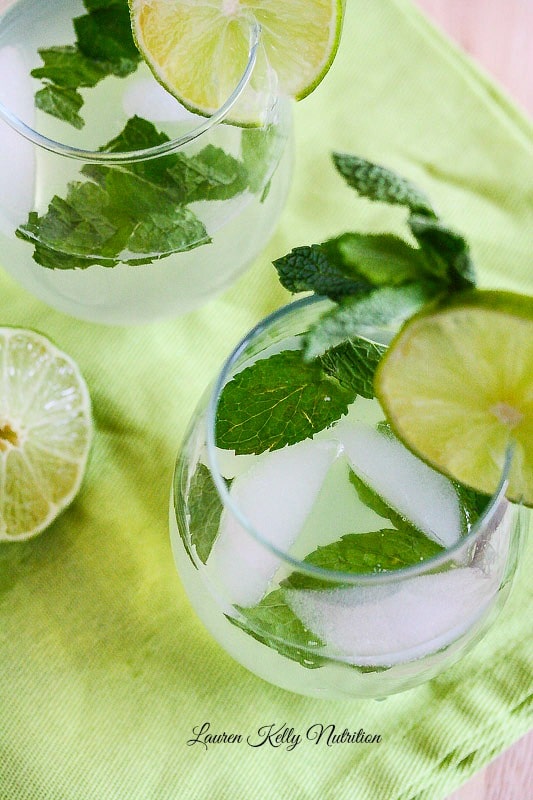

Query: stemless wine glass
[170,296,528,700]
[0,0,292,324]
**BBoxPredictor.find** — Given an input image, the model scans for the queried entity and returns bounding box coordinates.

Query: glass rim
[205,294,514,587]
[0,18,262,164]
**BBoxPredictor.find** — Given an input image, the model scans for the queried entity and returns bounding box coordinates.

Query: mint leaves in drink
[15,116,248,270]
[32,0,140,128]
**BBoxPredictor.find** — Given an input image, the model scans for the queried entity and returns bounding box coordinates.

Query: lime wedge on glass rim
[0,328,92,541]
[375,290,533,507]
[129,0,345,124]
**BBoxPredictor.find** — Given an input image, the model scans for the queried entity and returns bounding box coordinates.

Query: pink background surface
[413,5,532,798]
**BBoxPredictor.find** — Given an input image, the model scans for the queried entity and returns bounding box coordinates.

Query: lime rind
[0,327,92,541]
[375,290,533,507]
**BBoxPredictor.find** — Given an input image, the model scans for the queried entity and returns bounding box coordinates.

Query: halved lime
[0,328,92,541]
[375,290,533,506]
[129,0,345,124]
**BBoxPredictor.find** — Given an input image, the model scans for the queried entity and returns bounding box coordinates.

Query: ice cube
[286,566,500,666]
[0,46,35,232]
[207,438,339,607]
[332,419,462,547]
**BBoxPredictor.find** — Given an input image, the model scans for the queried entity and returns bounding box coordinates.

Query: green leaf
[284,528,444,591]
[332,153,437,217]
[304,284,436,359]
[31,46,109,88]
[348,469,411,531]
[215,349,356,455]
[317,337,386,398]
[186,463,229,565]
[34,84,84,129]
[273,244,372,301]
[241,125,279,196]
[229,588,326,669]
[167,145,248,202]
[74,5,140,74]
[128,209,210,257]
[453,482,490,534]
[31,0,141,127]
[322,232,431,286]
[409,214,477,289]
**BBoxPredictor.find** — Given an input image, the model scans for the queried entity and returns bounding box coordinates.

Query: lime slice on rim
[375,290,533,507]
[0,328,92,541]
[129,0,345,124]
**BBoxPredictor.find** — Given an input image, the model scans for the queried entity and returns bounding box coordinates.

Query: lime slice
[375,290,533,507]
[129,0,345,124]
[0,328,92,541]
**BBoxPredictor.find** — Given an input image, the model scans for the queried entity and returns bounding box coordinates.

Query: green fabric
[1,0,532,798]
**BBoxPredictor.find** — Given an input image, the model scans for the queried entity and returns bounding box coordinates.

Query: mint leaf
[332,153,436,217]
[34,84,84,129]
[453,482,490,534]
[215,349,355,455]
[409,214,477,289]
[322,232,432,286]
[304,284,436,359]
[31,0,141,127]
[229,589,326,669]
[31,46,109,88]
[186,463,229,565]
[74,5,140,76]
[167,145,248,202]
[241,125,279,196]
[348,469,411,531]
[273,244,372,301]
[318,337,386,398]
[284,527,444,591]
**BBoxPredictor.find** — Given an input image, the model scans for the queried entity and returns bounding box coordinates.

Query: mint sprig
[32,0,140,128]
[16,117,248,270]
[271,154,477,360]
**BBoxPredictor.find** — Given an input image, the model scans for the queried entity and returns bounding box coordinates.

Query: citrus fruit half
[375,290,533,506]
[129,0,345,124]
[0,328,92,541]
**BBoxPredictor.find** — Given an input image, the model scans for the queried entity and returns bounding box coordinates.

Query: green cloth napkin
[1,1,531,798]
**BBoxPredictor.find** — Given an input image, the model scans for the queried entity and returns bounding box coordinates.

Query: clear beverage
[170,296,528,699]
[0,0,292,323]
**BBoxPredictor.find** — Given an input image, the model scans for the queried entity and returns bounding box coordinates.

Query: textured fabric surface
[0,1,532,798]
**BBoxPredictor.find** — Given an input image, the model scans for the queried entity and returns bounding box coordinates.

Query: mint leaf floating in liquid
[181,463,230,566]
[32,0,141,127]
[284,528,444,592]
[215,349,356,455]
[229,589,326,669]
[16,117,251,270]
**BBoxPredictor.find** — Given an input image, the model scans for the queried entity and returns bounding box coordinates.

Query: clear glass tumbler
[0,0,292,324]
[171,296,528,700]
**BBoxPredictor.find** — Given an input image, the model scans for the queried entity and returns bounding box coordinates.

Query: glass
[170,296,528,700]
[0,0,292,324]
